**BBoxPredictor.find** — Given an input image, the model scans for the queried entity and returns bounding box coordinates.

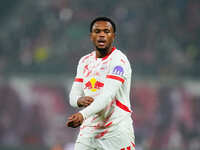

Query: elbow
[69,93,79,108]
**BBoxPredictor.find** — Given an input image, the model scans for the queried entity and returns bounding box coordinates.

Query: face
[90,21,115,52]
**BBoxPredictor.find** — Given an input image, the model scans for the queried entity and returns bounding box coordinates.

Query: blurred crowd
[0,79,72,150]
[0,79,200,150]
[0,0,200,78]
[133,82,200,150]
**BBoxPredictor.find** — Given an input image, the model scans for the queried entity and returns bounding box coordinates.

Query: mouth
[97,39,106,46]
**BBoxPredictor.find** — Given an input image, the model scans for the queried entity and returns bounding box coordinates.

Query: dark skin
[66,20,115,128]
[77,96,94,107]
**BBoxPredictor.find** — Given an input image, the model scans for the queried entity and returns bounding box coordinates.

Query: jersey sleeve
[80,55,130,119]
[69,58,84,107]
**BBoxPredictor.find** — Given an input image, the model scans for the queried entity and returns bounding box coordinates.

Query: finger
[80,101,90,107]
[72,121,81,128]
[68,115,74,120]
[66,120,74,127]
[71,114,80,122]
[83,102,91,107]
[67,120,81,128]
[68,114,79,123]
[85,96,94,101]
[83,103,89,107]
[85,98,94,103]
[86,98,94,102]
[68,114,77,121]
[68,113,83,128]
[84,100,92,105]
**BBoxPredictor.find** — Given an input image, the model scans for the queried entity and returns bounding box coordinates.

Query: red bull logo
[85,78,104,92]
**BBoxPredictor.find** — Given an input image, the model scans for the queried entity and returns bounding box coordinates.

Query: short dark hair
[90,17,116,33]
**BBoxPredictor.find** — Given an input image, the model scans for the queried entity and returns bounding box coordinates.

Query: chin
[96,46,108,52]
[97,48,107,52]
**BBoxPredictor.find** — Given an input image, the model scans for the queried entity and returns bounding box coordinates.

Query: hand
[77,96,94,107]
[66,112,84,128]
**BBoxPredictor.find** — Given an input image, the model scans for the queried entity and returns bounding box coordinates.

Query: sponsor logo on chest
[85,78,104,92]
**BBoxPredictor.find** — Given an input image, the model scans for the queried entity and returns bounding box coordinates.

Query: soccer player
[66,17,135,150]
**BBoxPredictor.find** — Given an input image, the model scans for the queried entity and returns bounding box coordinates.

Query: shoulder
[109,49,132,76]
[79,51,95,64]
[111,49,130,65]
[111,49,132,73]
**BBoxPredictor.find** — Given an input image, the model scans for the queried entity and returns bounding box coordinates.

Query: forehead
[92,21,113,30]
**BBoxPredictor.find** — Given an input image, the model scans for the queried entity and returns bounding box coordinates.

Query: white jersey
[69,47,134,139]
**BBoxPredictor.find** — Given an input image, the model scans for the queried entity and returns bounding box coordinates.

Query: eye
[104,29,110,33]
[94,29,100,33]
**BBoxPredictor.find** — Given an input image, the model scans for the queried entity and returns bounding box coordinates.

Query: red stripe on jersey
[106,75,124,83]
[131,142,135,147]
[104,121,112,128]
[127,146,131,150]
[94,130,108,139]
[116,99,131,113]
[74,78,83,82]
[120,148,125,150]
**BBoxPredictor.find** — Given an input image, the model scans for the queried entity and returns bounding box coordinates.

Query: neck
[96,46,113,58]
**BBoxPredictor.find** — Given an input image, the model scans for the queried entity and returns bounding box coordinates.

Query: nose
[99,31,105,37]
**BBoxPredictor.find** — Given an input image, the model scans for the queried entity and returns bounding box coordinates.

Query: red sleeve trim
[74,78,83,82]
[116,99,131,113]
[106,75,124,83]
[131,142,135,147]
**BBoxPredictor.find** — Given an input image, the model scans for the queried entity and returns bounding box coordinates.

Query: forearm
[80,79,121,120]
